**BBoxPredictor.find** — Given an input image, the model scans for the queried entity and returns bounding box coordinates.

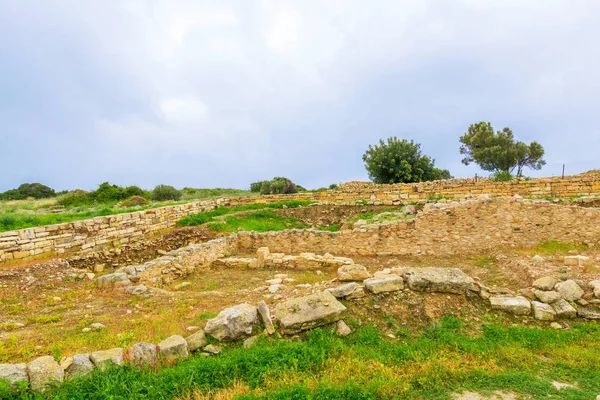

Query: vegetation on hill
[3,318,600,399]
[460,122,546,178]
[250,177,301,195]
[0,183,56,200]
[362,137,451,184]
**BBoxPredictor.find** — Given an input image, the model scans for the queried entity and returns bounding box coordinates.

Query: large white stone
[551,299,577,319]
[185,330,207,352]
[63,354,94,379]
[273,291,346,334]
[158,335,189,361]
[555,280,584,301]
[337,264,371,281]
[27,356,64,392]
[489,295,531,315]
[532,301,556,321]
[257,301,276,335]
[403,267,474,294]
[90,348,124,371]
[0,363,27,386]
[364,275,404,294]
[327,282,362,298]
[128,343,158,367]
[205,303,258,341]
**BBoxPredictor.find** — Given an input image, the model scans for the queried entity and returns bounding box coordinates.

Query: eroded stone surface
[577,306,600,319]
[364,274,404,294]
[533,289,561,304]
[555,280,584,301]
[128,343,158,367]
[90,348,124,371]
[337,264,371,281]
[489,295,531,315]
[63,354,94,379]
[185,330,207,352]
[0,363,27,386]
[404,267,474,294]
[27,356,63,392]
[257,301,276,335]
[327,282,362,298]
[551,299,577,319]
[532,301,556,321]
[205,303,258,341]
[273,291,346,334]
[532,276,556,291]
[158,335,189,361]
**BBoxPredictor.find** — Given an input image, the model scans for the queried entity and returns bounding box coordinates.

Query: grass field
[3,317,600,399]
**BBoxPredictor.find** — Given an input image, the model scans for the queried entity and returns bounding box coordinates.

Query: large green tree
[362,137,451,184]
[459,122,545,177]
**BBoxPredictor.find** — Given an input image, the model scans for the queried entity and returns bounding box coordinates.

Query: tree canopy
[362,137,451,184]
[459,122,545,177]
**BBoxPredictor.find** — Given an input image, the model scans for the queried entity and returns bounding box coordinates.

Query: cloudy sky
[1,0,599,192]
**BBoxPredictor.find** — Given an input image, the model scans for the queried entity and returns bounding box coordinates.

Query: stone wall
[2,174,600,264]
[235,198,600,256]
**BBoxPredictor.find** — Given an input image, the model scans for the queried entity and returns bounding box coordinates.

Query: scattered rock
[243,335,259,348]
[403,267,474,294]
[205,304,258,341]
[158,335,189,361]
[257,301,276,335]
[531,255,545,264]
[532,276,556,291]
[0,363,27,386]
[336,320,352,337]
[128,343,158,367]
[90,348,125,371]
[564,255,591,267]
[550,322,562,330]
[577,307,600,319]
[337,264,371,281]
[589,280,600,298]
[533,289,561,304]
[364,274,404,294]
[96,273,131,288]
[203,344,221,355]
[273,291,347,334]
[185,330,207,352]
[555,280,584,301]
[532,301,556,321]
[27,356,64,392]
[551,299,577,319]
[327,282,361,298]
[63,354,94,379]
[489,295,531,315]
[90,322,106,331]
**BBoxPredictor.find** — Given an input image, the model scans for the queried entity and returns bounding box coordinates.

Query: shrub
[256,177,298,195]
[56,190,92,208]
[250,181,265,192]
[328,183,339,190]
[124,186,148,199]
[0,183,56,200]
[121,195,149,207]
[152,185,181,201]
[91,182,128,203]
[491,171,513,182]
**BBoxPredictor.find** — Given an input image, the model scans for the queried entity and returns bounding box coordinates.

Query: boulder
[273,291,347,334]
[489,295,531,315]
[205,304,258,341]
[336,320,352,337]
[128,343,158,367]
[345,286,366,299]
[551,299,577,319]
[532,301,556,321]
[243,335,259,348]
[555,280,584,301]
[327,282,362,298]
[63,354,94,379]
[533,289,561,304]
[27,356,63,392]
[577,307,600,319]
[0,363,27,386]
[337,264,371,281]
[90,348,124,371]
[589,280,600,298]
[403,267,474,294]
[96,273,131,288]
[564,255,591,267]
[532,276,556,291]
[257,301,276,335]
[531,255,545,265]
[158,335,189,361]
[364,275,404,294]
[203,344,222,355]
[185,330,207,352]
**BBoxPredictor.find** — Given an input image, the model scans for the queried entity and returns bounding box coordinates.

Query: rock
[158,335,189,361]
[531,255,545,264]
[550,322,562,330]
[345,286,366,299]
[128,343,158,367]
[564,255,591,267]
[353,219,367,228]
[205,304,258,341]
[336,320,352,337]
[589,280,600,298]
[551,299,577,319]
[122,284,148,295]
[489,295,531,315]
[257,301,276,335]
[364,275,404,294]
[90,348,124,371]
[555,280,584,301]
[337,264,371,281]
[327,282,361,298]
[519,288,535,301]
[532,301,556,321]
[533,289,561,304]
[373,268,391,277]
[403,267,474,294]
[243,335,259,348]
[577,307,600,319]
[90,322,106,331]
[273,291,347,334]
[63,354,94,379]
[96,273,131,288]
[203,344,222,355]
[185,330,207,352]
[27,356,63,392]
[0,363,27,386]
[532,276,556,291]
[266,278,282,285]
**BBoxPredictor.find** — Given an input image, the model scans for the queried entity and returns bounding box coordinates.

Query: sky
[1,0,599,192]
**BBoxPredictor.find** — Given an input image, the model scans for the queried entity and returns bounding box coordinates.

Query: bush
[121,195,149,207]
[255,177,298,195]
[328,184,339,190]
[250,181,265,193]
[91,182,128,203]
[56,190,92,208]
[491,171,513,182]
[124,186,148,199]
[152,185,181,201]
[0,183,56,200]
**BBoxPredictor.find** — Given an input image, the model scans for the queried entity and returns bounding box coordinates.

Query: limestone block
[128,343,158,367]
[62,354,94,380]
[532,276,556,291]
[555,280,584,301]
[90,348,124,371]
[532,301,556,321]
[533,289,561,304]
[403,267,474,293]
[205,304,258,341]
[551,299,577,319]
[158,335,189,361]
[257,301,276,335]
[185,330,207,352]
[27,356,63,392]
[364,275,404,294]
[337,264,371,281]
[327,282,362,298]
[273,291,346,334]
[0,363,27,386]
[489,295,531,315]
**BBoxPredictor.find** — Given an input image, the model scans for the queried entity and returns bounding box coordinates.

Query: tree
[362,137,450,184]
[459,122,545,177]
[250,177,299,195]
[152,185,182,201]
[0,183,56,200]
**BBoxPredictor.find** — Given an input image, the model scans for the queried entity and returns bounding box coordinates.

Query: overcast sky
[1,0,599,192]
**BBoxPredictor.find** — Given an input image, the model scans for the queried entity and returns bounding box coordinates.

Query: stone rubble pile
[213,247,354,270]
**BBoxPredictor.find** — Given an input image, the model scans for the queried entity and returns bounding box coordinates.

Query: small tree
[362,137,450,184]
[251,177,299,195]
[152,185,182,201]
[459,122,545,177]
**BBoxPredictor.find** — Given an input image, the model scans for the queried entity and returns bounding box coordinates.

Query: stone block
[90,348,124,371]
[364,275,404,294]
[403,267,474,293]
[273,291,346,334]
[489,295,531,315]
[27,356,63,392]
[158,335,189,361]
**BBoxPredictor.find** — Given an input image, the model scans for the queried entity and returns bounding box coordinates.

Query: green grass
[0,208,138,232]
[531,240,588,255]
[177,200,313,227]
[207,211,309,233]
[3,318,600,399]
[317,224,341,232]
